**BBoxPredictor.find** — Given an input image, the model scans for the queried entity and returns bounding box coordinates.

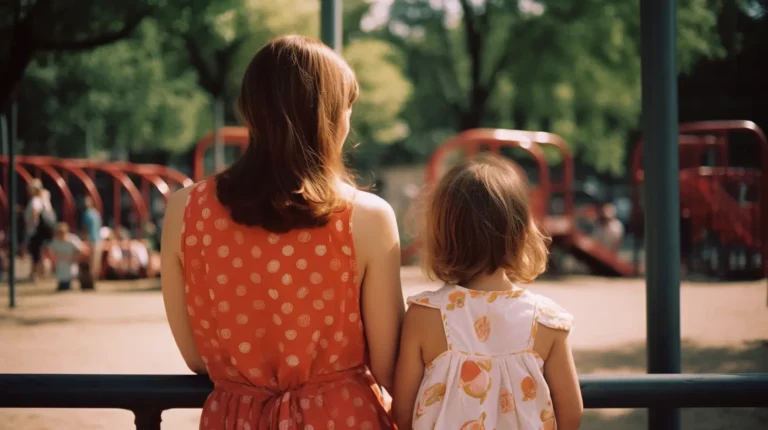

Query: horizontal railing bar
[0,373,767,410]
[580,373,768,408]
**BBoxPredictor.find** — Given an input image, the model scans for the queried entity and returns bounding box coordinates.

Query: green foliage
[7,0,733,177]
[18,20,209,155]
[382,0,726,176]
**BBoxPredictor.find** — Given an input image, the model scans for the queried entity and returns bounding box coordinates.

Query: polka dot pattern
[179,179,392,429]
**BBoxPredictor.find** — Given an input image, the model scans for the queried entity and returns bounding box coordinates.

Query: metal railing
[1,373,768,430]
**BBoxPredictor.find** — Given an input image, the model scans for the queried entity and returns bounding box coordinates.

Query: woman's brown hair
[216,35,359,232]
[421,154,549,285]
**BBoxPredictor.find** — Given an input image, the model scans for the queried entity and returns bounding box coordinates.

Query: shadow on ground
[575,340,768,429]
[0,314,72,326]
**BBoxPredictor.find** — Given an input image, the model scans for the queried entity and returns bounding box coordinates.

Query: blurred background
[1,1,767,429]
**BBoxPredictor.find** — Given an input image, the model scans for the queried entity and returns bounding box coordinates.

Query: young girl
[48,223,84,291]
[392,155,583,430]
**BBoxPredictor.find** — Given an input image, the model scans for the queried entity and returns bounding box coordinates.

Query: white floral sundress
[407,284,573,430]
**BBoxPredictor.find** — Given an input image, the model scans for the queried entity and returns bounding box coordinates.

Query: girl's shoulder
[531,293,574,332]
[405,284,455,309]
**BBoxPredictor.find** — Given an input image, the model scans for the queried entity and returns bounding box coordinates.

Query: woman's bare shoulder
[346,186,394,219]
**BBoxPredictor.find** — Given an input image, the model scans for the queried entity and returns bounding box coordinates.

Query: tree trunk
[213,95,225,172]
[0,16,36,108]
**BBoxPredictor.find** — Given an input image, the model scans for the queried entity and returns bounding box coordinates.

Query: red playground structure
[408,121,767,280]
[411,128,635,276]
[190,121,767,280]
[193,127,249,181]
[0,156,193,280]
[630,120,767,279]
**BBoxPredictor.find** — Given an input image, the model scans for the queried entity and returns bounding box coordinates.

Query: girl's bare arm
[544,332,583,429]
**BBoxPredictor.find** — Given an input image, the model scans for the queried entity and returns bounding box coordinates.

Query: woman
[161,35,404,429]
[25,180,52,281]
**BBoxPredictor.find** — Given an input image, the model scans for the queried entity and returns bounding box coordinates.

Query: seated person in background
[104,229,128,280]
[138,238,161,278]
[129,238,150,277]
[47,223,84,292]
[142,222,159,252]
[593,203,624,253]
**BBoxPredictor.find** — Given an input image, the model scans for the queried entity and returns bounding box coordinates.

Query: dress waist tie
[214,365,388,430]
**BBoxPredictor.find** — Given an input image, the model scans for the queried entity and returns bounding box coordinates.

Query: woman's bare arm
[161,186,207,374]
[352,191,405,392]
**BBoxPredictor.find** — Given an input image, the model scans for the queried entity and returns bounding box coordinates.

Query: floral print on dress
[414,382,447,420]
[499,390,516,414]
[445,291,466,310]
[522,376,537,401]
[459,412,487,430]
[540,407,556,430]
[405,285,573,430]
[459,359,493,404]
[474,316,491,342]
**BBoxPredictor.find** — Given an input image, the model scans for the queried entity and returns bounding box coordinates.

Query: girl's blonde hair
[421,154,549,285]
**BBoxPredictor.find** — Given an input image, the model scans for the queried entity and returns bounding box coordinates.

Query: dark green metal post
[320,0,342,52]
[8,102,18,308]
[640,0,681,429]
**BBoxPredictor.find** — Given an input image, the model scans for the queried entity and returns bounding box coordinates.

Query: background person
[24,180,53,281]
[81,197,103,280]
[47,222,84,292]
[593,203,624,253]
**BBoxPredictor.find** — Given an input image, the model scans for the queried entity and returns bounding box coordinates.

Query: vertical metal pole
[8,103,18,308]
[320,0,342,53]
[640,0,681,429]
[212,95,225,172]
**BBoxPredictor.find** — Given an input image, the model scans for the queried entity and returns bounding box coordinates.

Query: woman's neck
[463,268,514,292]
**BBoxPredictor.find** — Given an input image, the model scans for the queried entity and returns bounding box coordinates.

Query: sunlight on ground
[1,269,767,429]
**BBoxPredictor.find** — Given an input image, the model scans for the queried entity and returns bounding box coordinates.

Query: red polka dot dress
[181,179,394,430]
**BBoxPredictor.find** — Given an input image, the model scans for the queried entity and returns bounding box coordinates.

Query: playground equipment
[0,157,192,234]
[0,156,192,280]
[630,120,767,280]
[193,127,249,181]
[416,128,635,276]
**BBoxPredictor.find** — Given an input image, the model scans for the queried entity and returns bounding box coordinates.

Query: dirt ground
[1,267,767,429]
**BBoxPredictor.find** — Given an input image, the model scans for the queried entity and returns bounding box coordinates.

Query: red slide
[680,171,756,248]
[560,230,635,277]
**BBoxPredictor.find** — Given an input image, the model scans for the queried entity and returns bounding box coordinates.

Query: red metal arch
[64,160,149,234]
[458,129,575,223]
[107,162,172,202]
[0,157,34,190]
[14,155,104,218]
[19,158,77,227]
[141,164,193,189]
[630,120,768,279]
[193,126,249,181]
[425,128,552,220]
[631,135,725,183]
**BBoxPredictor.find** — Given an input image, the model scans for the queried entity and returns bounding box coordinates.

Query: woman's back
[181,179,392,429]
[162,35,403,430]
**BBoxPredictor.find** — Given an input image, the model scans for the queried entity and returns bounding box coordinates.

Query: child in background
[48,223,83,292]
[392,155,583,430]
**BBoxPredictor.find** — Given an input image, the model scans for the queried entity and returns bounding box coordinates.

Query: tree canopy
[4,0,759,178]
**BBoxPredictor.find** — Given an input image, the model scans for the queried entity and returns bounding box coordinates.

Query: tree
[162,0,412,171]
[0,1,154,107]
[16,19,209,157]
[158,0,260,170]
[380,0,725,175]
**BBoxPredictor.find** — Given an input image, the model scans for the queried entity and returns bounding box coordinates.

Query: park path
[1,269,767,429]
